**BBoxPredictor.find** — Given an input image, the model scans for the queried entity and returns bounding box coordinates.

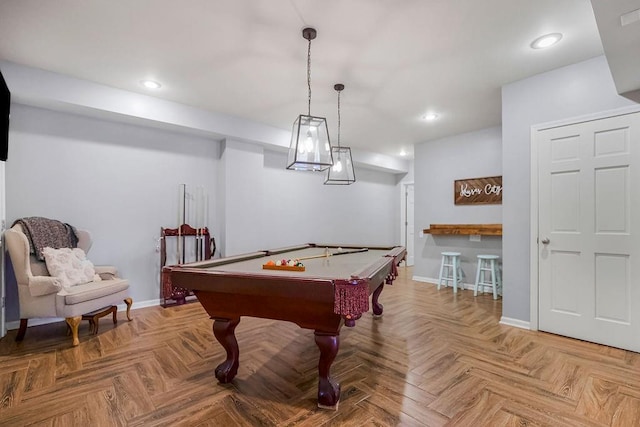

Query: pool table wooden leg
[314,332,340,410]
[213,317,240,383]
[372,282,385,316]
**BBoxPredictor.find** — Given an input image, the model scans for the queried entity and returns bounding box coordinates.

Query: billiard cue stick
[177,184,185,264]
[181,185,186,263]
[195,227,199,262]
[195,186,202,261]
[296,248,369,261]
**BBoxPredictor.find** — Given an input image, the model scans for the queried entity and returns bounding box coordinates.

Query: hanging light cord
[337,90,341,148]
[307,37,312,116]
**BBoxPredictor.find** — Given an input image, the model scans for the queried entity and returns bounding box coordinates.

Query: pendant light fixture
[325,83,356,185]
[287,27,333,172]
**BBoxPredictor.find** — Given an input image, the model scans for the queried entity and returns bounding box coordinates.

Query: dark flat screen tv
[0,68,9,161]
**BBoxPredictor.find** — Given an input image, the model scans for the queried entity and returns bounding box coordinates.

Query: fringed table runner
[334,257,402,321]
[386,260,399,283]
[334,279,370,322]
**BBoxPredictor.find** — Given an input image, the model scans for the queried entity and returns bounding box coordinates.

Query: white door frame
[529,104,640,332]
[400,181,414,262]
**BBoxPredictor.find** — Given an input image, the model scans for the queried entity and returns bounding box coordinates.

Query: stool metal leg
[490,259,497,300]
[437,256,446,290]
[474,259,482,296]
[452,256,458,293]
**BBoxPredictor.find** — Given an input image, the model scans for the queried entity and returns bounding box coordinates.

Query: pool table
[168,243,406,409]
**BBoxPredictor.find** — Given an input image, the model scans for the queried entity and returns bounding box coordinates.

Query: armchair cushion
[28,275,62,297]
[42,247,96,288]
[59,278,129,305]
[94,265,119,281]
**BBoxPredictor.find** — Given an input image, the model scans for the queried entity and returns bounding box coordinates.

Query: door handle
[541,238,550,244]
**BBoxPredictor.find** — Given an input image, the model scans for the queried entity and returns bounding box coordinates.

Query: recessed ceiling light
[140,80,161,89]
[422,112,439,121]
[400,149,407,156]
[530,33,563,49]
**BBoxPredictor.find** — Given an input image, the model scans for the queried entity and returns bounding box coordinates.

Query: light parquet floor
[1,267,639,426]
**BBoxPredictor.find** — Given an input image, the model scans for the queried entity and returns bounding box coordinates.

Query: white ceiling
[0,0,604,158]
[591,0,640,102]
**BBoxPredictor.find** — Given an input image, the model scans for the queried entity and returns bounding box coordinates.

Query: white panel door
[538,111,640,352]
[405,184,414,266]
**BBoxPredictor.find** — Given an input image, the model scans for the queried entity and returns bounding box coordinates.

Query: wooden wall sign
[454,176,502,205]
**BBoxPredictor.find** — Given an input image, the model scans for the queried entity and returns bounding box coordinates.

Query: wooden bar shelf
[423,224,502,236]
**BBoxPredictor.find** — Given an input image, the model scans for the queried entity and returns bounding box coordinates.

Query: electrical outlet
[469,234,481,242]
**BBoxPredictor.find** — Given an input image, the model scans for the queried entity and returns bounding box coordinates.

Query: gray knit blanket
[12,217,79,261]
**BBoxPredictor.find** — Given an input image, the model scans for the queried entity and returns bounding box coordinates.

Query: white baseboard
[412,275,435,283]
[5,298,162,331]
[6,317,59,331]
[117,298,161,311]
[415,275,473,287]
[7,299,526,333]
[412,275,499,293]
[499,316,531,330]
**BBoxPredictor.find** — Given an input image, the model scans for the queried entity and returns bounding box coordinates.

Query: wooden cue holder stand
[160,224,215,307]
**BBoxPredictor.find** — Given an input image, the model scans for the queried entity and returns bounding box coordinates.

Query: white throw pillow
[42,247,97,288]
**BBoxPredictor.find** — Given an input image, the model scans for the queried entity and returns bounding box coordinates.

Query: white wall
[218,139,265,256]
[4,105,220,320]
[219,140,401,256]
[413,126,502,284]
[502,55,635,323]
[263,151,401,247]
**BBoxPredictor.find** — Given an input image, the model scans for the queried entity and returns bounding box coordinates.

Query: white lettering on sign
[459,183,503,198]
[484,184,502,196]
[459,183,482,197]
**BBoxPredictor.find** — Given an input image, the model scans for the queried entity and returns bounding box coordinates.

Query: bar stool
[438,252,463,293]
[474,255,501,300]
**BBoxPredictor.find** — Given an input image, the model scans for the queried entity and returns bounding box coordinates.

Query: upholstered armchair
[5,223,133,346]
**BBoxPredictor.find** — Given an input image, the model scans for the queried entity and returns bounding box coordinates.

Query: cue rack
[160,184,216,307]
[160,224,215,306]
